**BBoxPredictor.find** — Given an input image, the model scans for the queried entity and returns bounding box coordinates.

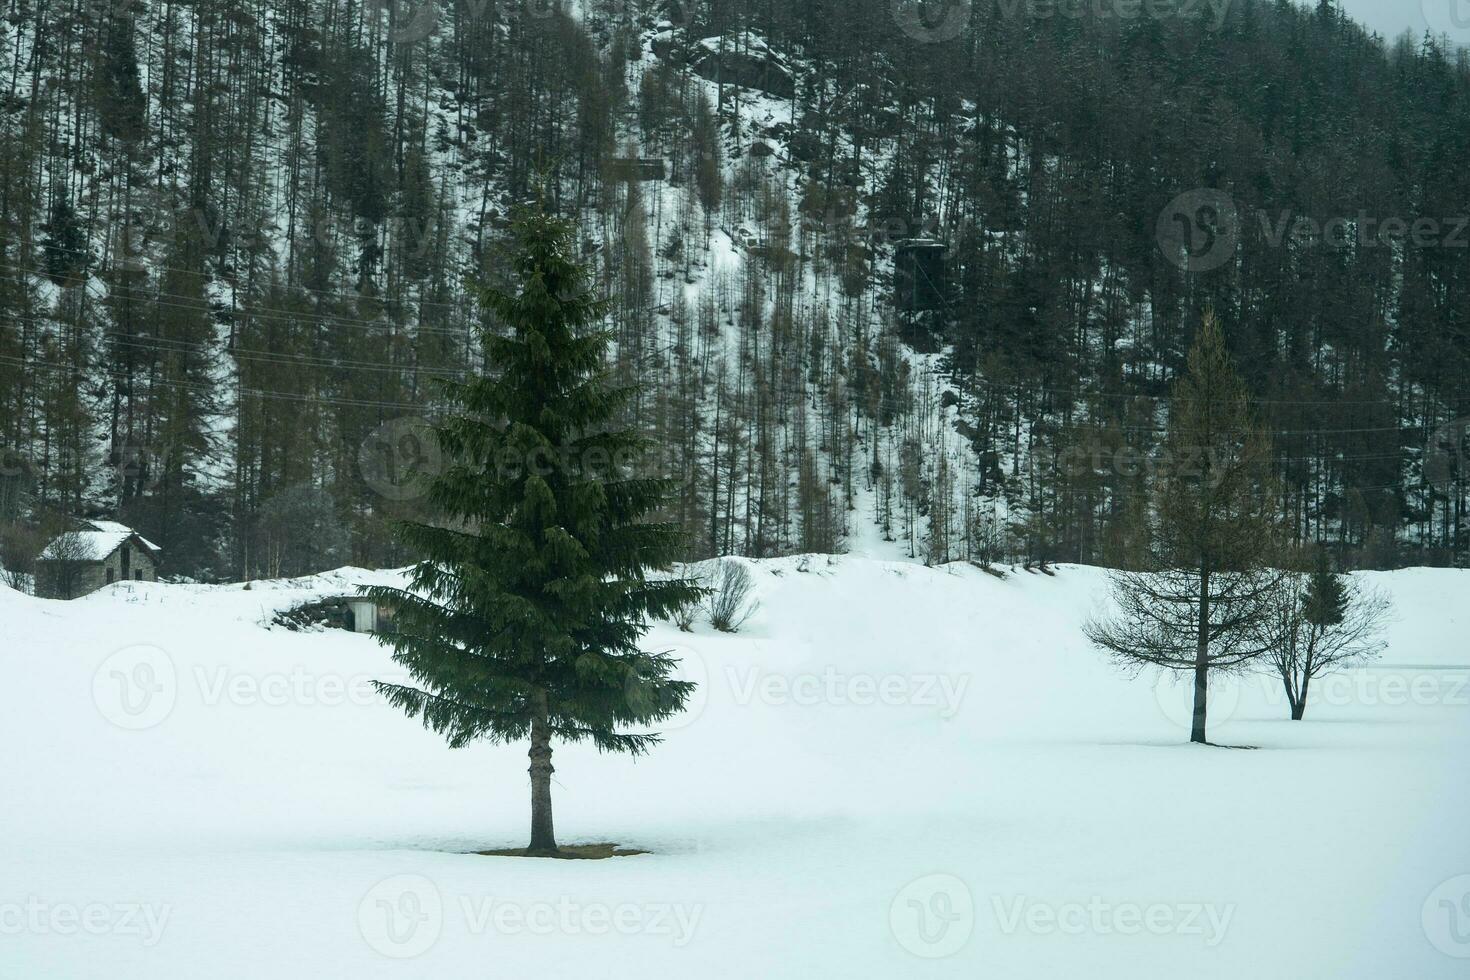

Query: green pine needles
[368,207,704,854]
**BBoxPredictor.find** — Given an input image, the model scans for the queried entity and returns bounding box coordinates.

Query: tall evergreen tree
[369,208,703,855]
[1085,313,1283,744]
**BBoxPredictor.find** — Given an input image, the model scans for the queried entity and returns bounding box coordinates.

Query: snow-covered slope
[3,560,1468,978]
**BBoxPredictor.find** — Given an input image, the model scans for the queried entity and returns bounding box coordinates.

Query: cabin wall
[97,542,158,586]
[35,542,158,599]
[34,562,107,599]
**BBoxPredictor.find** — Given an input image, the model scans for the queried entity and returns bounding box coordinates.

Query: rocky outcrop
[688,33,795,100]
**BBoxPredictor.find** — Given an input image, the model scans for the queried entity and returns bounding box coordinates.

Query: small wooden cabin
[35,520,161,599]
[343,596,396,634]
[607,158,667,182]
[271,594,398,635]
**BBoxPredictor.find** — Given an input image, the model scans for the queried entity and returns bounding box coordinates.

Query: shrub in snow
[706,559,757,633]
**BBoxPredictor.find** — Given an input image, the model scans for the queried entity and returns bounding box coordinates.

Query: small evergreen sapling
[369,208,704,856]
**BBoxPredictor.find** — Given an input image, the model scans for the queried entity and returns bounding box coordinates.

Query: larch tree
[1085,313,1283,744]
[369,207,704,856]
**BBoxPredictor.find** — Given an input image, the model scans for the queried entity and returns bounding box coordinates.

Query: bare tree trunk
[1192,565,1211,744]
[1291,675,1310,721]
[527,689,557,855]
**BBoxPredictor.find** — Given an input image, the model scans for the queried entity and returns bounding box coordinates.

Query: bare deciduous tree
[706,559,757,633]
[42,530,92,599]
[1260,552,1392,720]
[0,522,47,593]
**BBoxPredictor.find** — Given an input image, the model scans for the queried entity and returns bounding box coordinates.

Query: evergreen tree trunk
[1192,564,1210,744]
[528,689,557,854]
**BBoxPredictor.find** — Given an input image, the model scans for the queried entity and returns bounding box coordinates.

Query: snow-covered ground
[3,559,1468,978]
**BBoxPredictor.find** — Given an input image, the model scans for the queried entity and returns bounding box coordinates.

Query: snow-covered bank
[3,559,1468,978]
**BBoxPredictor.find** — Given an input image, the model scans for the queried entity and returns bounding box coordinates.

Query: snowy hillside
[4,558,1468,978]
[3,0,1467,580]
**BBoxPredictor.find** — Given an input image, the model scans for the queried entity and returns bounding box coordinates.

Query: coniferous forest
[1,0,1467,584]
[6,5,1470,976]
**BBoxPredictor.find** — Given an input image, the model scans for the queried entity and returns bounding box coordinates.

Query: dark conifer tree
[369,207,704,855]
[1085,314,1283,744]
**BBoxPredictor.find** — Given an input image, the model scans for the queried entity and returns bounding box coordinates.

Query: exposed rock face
[688,33,795,99]
[786,130,822,162]
[650,30,682,61]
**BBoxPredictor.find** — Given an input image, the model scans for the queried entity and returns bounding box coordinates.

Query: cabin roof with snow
[38,520,161,562]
